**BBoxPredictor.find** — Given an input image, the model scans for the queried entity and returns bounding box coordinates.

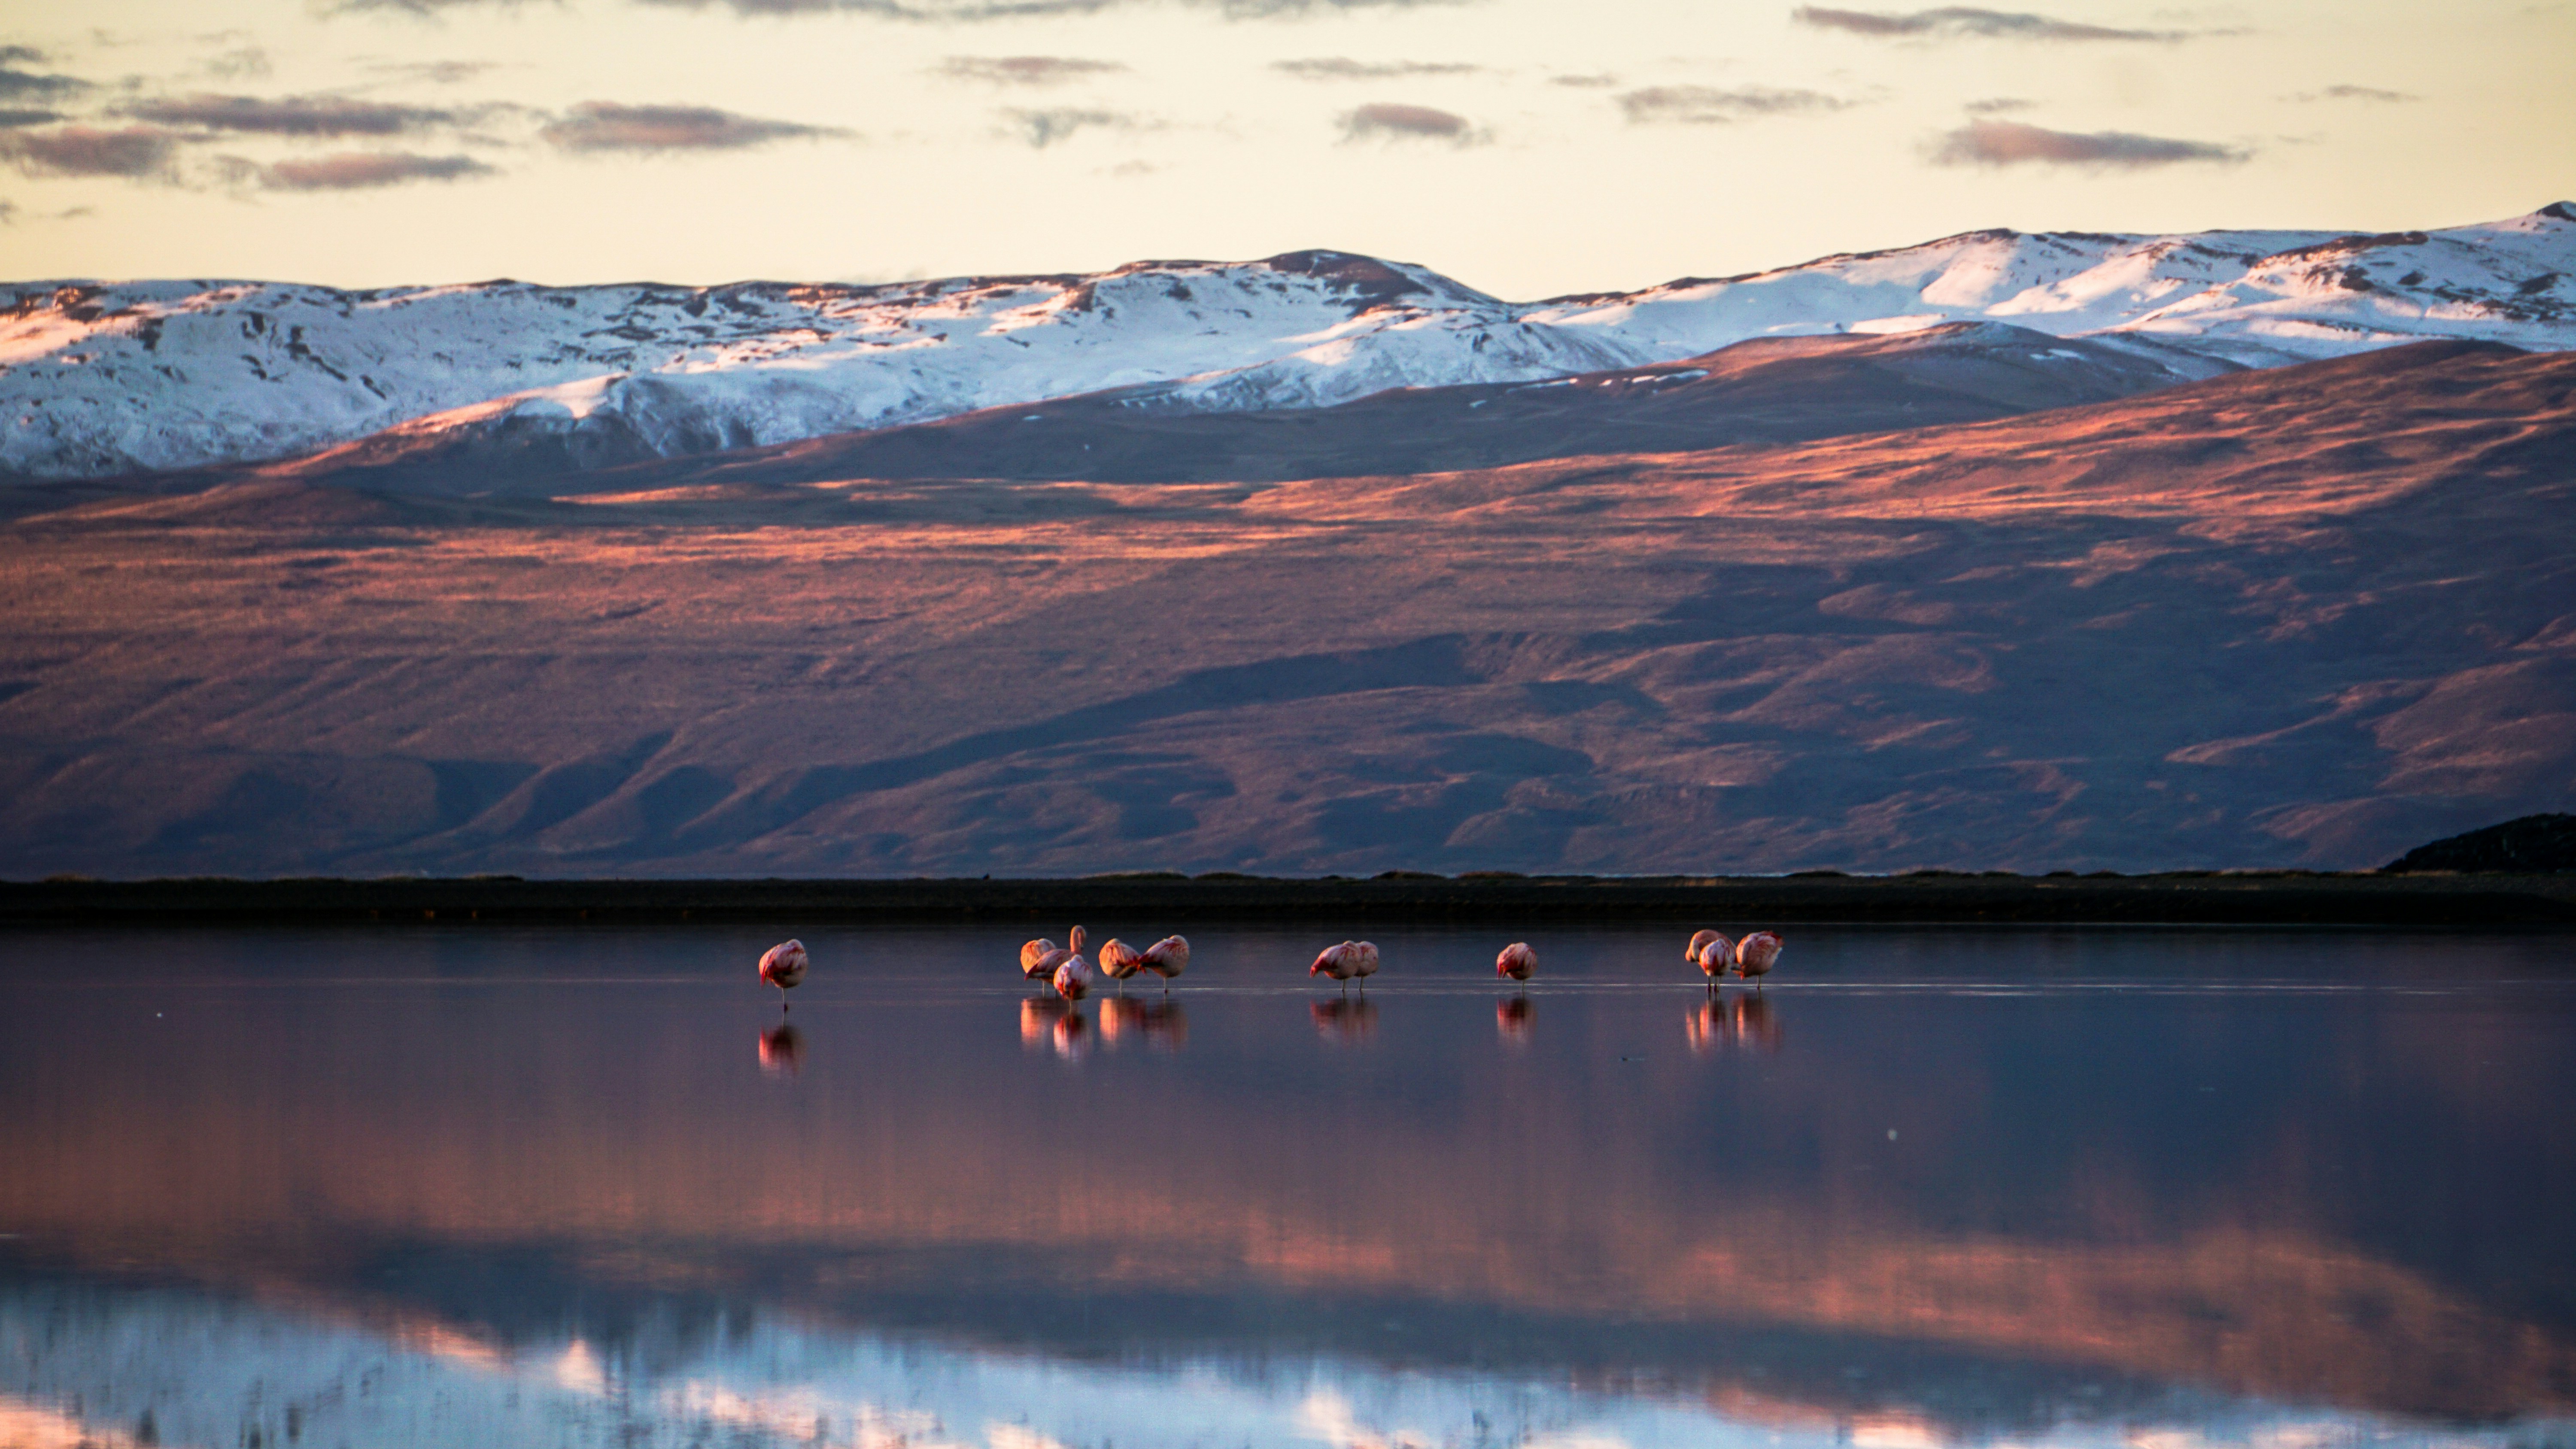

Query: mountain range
[5,203,2569,486]
[0,205,2570,877]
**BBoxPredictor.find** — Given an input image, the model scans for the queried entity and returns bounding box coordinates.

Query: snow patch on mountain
[2,206,2570,480]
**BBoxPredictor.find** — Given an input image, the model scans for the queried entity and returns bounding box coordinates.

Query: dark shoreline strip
[1,873,2570,927]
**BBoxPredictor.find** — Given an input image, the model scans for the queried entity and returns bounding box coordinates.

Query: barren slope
[0,341,2567,877]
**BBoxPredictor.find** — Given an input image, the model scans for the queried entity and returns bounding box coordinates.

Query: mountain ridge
[5,204,2569,484]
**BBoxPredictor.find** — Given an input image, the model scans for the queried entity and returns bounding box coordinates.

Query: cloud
[0,124,182,179]
[1337,101,1483,145]
[1964,95,2033,112]
[2287,83,2418,103]
[1273,57,1483,80]
[204,46,272,80]
[365,59,506,84]
[122,93,461,136]
[0,65,89,102]
[0,46,45,65]
[1550,73,1620,88]
[1003,106,1143,146]
[1792,5,2190,41]
[939,55,1128,85]
[0,108,62,128]
[1618,85,1851,124]
[258,150,497,188]
[540,100,849,152]
[1926,117,2248,166]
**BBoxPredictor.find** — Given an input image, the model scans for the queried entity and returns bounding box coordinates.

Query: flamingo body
[1098,939,1144,981]
[1309,940,1380,983]
[1019,938,1060,979]
[758,940,808,998]
[1053,952,1097,1002]
[1495,942,1537,981]
[1139,935,1191,984]
[1686,930,1724,966]
[1693,932,1736,979]
[1735,931,1783,983]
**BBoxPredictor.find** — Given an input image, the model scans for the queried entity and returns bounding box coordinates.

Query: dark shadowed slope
[2388,812,2576,872]
[0,341,2567,877]
[217,323,2229,496]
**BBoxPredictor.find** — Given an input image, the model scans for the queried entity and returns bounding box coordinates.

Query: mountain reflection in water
[1,924,2571,1449]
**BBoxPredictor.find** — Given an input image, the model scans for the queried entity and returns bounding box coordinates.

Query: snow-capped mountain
[3,204,2569,481]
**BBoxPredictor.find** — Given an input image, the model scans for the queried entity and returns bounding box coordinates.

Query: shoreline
[2,871,2571,927]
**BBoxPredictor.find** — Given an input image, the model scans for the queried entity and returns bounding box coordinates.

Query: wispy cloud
[122,93,462,136]
[540,100,850,152]
[1002,106,1145,146]
[0,108,63,128]
[1963,95,2033,112]
[1338,101,1484,145]
[2286,83,2417,102]
[0,63,89,102]
[257,150,497,188]
[1549,73,1619,88]
[203,46,272,80]
[608,0,1470,18]
[938,55,1129,85]
[364,59,507,84]
[1273,57,1483,80]
[1618,85,1851,124]
[1794,5,2191,41]
[0,124,182,180]
[1927,117,2248,166]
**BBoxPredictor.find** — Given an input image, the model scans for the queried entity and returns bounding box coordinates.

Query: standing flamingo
[1053,945,1098,1002]
[1139,935,1190,994]
[1735,931,1783,988]
[1309,940,1380,992]
[1691,931,1736,985]
[1019,937,1060,979]
[1097,938,1144,993]
[758,939,808,1010]
[1495,942,1537,982]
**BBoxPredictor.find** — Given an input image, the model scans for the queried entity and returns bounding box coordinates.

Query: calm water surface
[1,924,2572,1449]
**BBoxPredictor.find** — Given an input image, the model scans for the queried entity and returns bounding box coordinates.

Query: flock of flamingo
[750,926,1786,1006]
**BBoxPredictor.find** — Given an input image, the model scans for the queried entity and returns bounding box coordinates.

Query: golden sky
[0,0,2568,297]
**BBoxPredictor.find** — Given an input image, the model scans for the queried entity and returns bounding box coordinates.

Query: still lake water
[1,924,2571,1449]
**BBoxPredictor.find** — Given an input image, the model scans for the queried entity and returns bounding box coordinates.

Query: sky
[0,0,2567,300]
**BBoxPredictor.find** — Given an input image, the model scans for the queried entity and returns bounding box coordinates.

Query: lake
[1,923,2570,1449]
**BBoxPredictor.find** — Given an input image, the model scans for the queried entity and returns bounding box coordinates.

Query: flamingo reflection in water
[757,1022,805,1077]
[758,939,808,1010]
[1686,993,1781,1054]
[1100,997,1190,1051]
[1496,994,1534,1044]
[1312,997,1378,1043]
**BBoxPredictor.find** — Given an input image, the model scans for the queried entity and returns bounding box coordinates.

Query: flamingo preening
[1052,934,1099,1002]
[1687,931,1734,980]
[1495,942,1537,982]
[1097,938,1144,993]
[758,940,808,1009]
[1138,935,1190,993]
[1019,937,1061,979]
[1735,931,1784,988]
[1309,940,1380,991]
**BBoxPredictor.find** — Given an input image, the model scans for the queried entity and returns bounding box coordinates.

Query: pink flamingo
[1019,937,1061,980]
[1495,942,1537,982]
[758,939,808,1010]
[1686,930,1735,983]
[1053,937,1098,1002]
[1138,935,1190,993]
[1735,931,1783,988]
[1097,938,1144,993]
[1309,940,1380,992]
